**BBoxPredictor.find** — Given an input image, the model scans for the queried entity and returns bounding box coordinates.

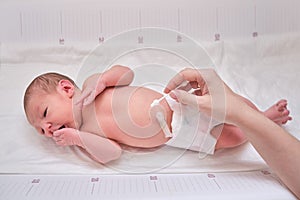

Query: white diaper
[163,95,222,156]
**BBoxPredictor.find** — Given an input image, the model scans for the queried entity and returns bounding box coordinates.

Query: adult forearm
[233,105,300,198]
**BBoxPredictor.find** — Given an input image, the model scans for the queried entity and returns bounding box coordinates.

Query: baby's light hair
[23,72,76,116]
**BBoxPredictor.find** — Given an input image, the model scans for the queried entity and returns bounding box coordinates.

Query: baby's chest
[80,103,107,137]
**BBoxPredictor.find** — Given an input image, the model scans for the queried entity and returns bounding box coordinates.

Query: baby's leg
[212,124,247,150]
[212,98,292,151]
[212,96,258,150]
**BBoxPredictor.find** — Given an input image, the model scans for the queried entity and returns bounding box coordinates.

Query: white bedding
[0,32,299,174]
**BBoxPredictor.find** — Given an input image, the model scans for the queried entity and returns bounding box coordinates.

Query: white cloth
[164,95,222,155]
[3,32,300,173]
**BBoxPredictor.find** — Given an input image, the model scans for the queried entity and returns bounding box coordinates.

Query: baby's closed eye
[43,107,48,117]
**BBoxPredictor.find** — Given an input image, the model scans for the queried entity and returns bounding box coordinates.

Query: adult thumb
[171,90,213,118]
[171,90,198,107]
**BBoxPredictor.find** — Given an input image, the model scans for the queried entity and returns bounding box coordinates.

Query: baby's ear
[57,80,75,98]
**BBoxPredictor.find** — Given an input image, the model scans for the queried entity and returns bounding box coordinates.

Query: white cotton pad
[155,112,172,138]
[150,94,168,108]
[150,94,172,138]
[150,99,160,108]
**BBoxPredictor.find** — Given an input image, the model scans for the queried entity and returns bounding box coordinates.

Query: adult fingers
[170,89,212,116]
[164,68,206,93]
[171,90,198,107]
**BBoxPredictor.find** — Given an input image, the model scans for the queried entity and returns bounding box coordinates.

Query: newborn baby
[23,65,292,164]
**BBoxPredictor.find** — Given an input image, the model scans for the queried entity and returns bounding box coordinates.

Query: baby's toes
[276,99,287,106]
[281,116,292,124]
[277,101,288,111]
[281,109,290,117]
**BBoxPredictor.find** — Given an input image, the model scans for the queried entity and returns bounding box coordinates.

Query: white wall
[0,0,300,43]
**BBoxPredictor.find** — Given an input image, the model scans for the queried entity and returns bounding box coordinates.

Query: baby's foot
[263,99,292,125]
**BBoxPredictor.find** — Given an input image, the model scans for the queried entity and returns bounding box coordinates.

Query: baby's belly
[94,86,172,148]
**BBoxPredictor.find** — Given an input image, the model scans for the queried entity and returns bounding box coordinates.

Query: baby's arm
[99,65,134,87]
[53,128,122,164]
[77,65,134,106]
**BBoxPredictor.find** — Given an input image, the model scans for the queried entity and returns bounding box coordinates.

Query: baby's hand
[76,82,106,106]
[53,128,83,147]
[76,79,106,106]
[76,76,106,107]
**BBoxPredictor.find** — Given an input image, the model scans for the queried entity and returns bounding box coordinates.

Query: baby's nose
[43,123,54,137]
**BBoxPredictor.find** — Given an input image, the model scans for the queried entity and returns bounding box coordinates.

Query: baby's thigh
[213,124,247,150]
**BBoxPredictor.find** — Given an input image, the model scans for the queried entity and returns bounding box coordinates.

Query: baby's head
[24,72,77,137]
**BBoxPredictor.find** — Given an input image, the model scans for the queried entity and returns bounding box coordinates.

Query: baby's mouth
[58,125,66,130]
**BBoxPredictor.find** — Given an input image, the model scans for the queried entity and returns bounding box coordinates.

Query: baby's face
[26,90,75,138]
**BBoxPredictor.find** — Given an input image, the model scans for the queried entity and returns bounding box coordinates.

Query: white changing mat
[1,32,300,174]
[0,115,265,173]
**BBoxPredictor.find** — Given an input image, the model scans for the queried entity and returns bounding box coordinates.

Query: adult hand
[165,68,300,199]
[164,68,243,124]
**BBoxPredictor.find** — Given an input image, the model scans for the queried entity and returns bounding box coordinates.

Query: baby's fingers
[53,130,64,137]
[83,90,96,106]
[75,89,92,105]
[52,135,67,146]
[55,140,67,146]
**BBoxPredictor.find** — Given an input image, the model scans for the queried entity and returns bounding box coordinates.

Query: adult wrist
[226,95,253,126]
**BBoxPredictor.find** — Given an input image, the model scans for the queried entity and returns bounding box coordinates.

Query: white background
[1,0,300,43]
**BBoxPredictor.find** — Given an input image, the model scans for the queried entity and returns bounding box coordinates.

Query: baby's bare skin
[80,86,172,148]
[79,85,293,151]
[24,66,292,164]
